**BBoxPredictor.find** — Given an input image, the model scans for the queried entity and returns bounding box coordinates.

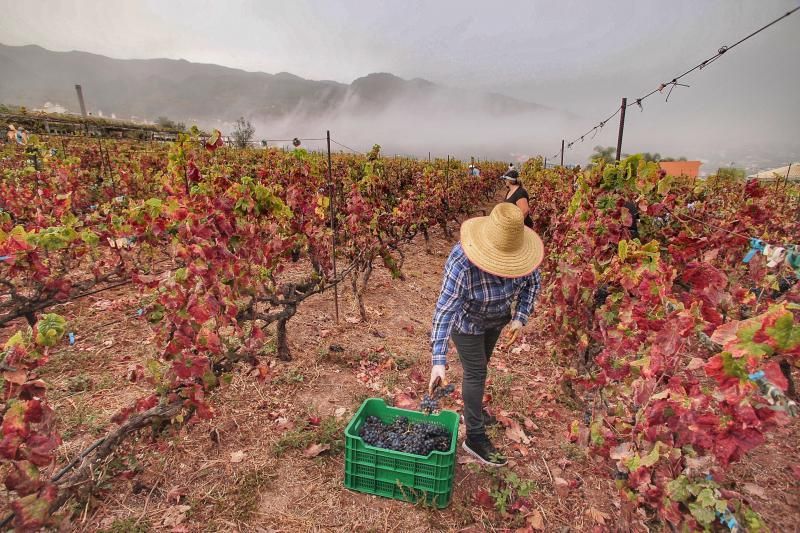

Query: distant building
[659,160,702,178]
[747,163,800,183]
[34,102,69,114]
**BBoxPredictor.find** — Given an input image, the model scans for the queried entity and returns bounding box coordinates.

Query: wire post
[445,154,450,190]
[560,139,565,167]
[544,157,547,169]
[781,162,792,199]
[326,130,339,324]
[615,97,627,162]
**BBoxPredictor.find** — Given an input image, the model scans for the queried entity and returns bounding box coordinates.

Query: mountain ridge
[0,43,559,130]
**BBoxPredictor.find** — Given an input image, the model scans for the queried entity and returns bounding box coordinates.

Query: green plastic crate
[344,398,459,509]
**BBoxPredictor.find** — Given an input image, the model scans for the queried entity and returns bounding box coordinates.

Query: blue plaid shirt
[430,243,541,365]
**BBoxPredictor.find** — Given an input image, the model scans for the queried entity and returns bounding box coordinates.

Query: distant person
[502,169,533,229]
[15,127,28,145]
[468,164,480,177]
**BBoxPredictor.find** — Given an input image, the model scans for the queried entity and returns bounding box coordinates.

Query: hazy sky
[1,0,798,168]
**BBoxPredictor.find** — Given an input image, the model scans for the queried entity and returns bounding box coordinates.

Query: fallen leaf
[334,407,347,418]
[684,455,712,474]
[392,393,417,410]
[409,368,425,384]
[792,465,800,481]
[345,316,360,324]
[527,509,544,530]
[166,486,187,504]
[229,451,246,463]
[307,415,321,426]
[553,477,569,498]
[587,507,610,525]
[523,418,538,431]
[702,248,720,263]
[161,505,191,527]
[274,417,294,431]
[610,442,634,461]
[741,483,766,499]
[474,489,494,510]
[686,357,704,371]
[255,364,271,382]
[514,443,530,457]
[2,369,27,385]
[495,413,514,427]
[505,421,531,445]
[303,443,331,458]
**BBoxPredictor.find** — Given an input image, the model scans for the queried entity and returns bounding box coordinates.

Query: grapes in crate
[359,415,451,456]
[420,382,456,414]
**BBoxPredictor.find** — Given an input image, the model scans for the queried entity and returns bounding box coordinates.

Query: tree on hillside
[589,146,616,165]
[232,117,255,148]
[156,116,186,131]
[715,167,746,181]
[622,153,687,162]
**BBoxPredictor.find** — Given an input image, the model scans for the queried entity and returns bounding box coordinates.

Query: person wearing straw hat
[429,202,543,466]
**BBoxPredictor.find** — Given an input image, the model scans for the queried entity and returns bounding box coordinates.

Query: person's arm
[513,269,541,325]
[430,248,468,366]
[515,197,530,218]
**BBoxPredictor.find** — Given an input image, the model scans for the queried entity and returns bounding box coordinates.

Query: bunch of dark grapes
[359,415,451,456]
[420,382,456,414]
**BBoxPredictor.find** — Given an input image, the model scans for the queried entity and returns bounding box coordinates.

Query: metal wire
[330,139,365,155]
[552,6,799,158]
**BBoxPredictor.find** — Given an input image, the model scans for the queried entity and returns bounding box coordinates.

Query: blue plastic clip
[136,308,144,316]
[717,510,738,530]
[0,256,9,262]
[786,246,800,275]
[748,370,765,381]
[742,238,764,264]
[68,332,75,345]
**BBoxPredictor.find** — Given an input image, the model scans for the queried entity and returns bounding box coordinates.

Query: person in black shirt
[502,169,533,229]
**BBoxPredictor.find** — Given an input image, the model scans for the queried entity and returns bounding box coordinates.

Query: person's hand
[501,320,524,349]
[429,365,446,394]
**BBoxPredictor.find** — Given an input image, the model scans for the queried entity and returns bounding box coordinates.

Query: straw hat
[460,203,544,278]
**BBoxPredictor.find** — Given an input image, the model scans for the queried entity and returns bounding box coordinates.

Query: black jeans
[452,326,505,438]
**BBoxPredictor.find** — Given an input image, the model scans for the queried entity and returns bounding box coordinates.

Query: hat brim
[460,217,544,278]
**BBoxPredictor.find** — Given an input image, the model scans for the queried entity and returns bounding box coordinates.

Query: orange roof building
[659,160,701,177]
